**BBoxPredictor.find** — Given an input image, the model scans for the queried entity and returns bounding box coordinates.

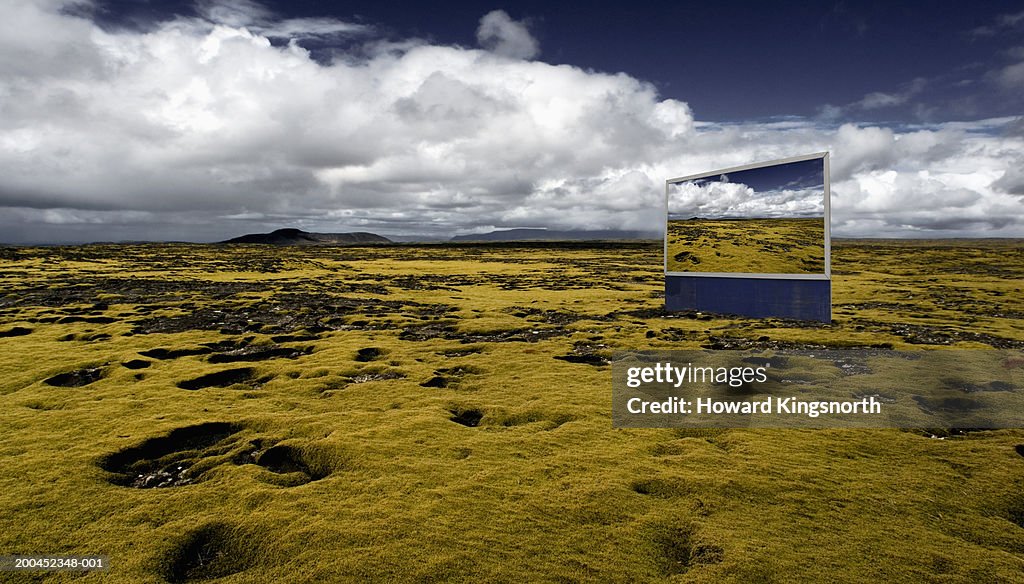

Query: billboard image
[666,153,830,277]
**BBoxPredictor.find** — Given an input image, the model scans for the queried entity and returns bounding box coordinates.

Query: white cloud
[476,10,539,60]
[195,0,273,27]
[842,78,928,113]
[994,166,1024,196]
[970,10,1024,37]
[997,61,1024,88]
[0,0,1021,242]
[669,181,823,219]
[256,18,368,39]
[669,181,754,216]
[195,0,369,40]
[857,92,904,110]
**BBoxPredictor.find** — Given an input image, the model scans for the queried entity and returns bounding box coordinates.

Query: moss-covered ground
[0,239,1022,583]
[666,218,825,274]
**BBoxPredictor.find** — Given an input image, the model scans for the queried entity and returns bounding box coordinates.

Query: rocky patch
[44,367,104,387]
[554,342,610,367]
[448,408,484,427]
[99,422,242,488]
[122,359,151,369]
[354,347,386,362]
[208,345,310,363]
[177,368,260,390]
[420,366,480,389]
[0,326,31,337]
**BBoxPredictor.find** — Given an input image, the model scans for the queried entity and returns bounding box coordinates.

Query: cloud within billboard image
[667,157,828,275]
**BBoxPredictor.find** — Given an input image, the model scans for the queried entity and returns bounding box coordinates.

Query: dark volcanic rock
[44,367,104,387]
[555,354,610,366]
[223,228,391,245]
[421,376,450,388]
[400,322,567,343]
[354,347,386,362]
[129,294,438,335]
[449,408,484,427]
[420,366,479,389]
[140,347,215,360]
[177,367,258,390]
[122,359,152,369]
[343,370,404,384]
[673,251,700,265]
[0,326,32,337]
[554,342,611,367]
[208,345,309,363]
[100,422,242,488]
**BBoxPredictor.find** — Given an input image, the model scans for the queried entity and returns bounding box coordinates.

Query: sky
[669,158,826,219]
[1,0,1023,243]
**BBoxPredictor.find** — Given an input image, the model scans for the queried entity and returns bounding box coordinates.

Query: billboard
[664,152,831,321]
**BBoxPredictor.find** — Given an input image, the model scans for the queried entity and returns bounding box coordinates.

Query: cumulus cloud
[669,181,823,219]
[0,0,1021,242]
[476,10,539,60]
[994,166,1024,196]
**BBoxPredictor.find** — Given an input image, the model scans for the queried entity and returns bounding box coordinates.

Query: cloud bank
[669,182,824,220]
[0,0,1022,242]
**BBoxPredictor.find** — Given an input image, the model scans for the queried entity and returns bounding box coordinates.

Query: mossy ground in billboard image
[1,239,1023,583]
[666,218,826,274]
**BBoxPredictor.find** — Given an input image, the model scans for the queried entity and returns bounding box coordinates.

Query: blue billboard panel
[665,275,831,322]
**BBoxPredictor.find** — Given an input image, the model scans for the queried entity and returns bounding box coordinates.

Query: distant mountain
[222,228,391,245]
[386,234,449,243]
[450,228,657,242]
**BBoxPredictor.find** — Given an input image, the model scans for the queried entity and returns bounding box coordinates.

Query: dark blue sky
[91,0,1024,123]
[689,158,824,192]
[3,0,1020,242]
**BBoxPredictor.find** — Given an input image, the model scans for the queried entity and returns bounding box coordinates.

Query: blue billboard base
[665,276,832,323]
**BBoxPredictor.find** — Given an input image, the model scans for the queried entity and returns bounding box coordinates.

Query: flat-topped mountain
[223,228,391,245]
[450,228,656,242]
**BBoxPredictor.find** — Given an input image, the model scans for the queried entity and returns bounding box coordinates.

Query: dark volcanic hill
[223,228,391,245]
[450,228,657,242]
